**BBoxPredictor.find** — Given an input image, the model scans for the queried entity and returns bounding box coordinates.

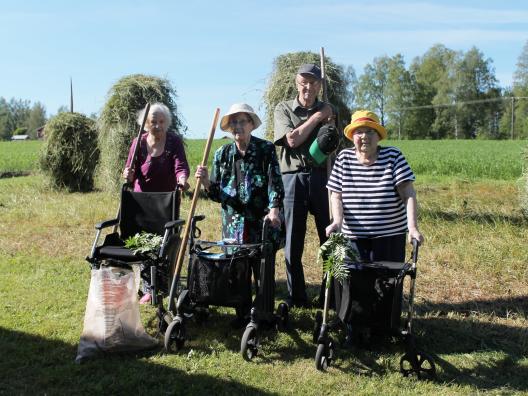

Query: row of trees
[0,98,49,140]
[350,43,528,139]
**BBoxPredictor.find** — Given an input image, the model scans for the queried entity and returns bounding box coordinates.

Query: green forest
[2,41,528,140]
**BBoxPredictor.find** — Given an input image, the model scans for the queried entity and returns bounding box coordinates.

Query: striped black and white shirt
[327,146,415,238]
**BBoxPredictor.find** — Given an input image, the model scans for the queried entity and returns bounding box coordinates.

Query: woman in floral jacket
[196,103,284,248]
[195,103,284,327]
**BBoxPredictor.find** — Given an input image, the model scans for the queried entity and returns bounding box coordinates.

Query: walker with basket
[162,216,289,360]
[313,237,436,379]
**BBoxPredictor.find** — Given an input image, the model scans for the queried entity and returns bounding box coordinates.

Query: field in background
[0,140,42,176]
[383,140,525,180]
[2,139,525,180]
[0,139,527,395]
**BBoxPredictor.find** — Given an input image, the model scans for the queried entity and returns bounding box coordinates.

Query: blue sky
[1,0,527,138]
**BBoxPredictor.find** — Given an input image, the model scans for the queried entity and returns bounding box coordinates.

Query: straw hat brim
[220,109,262,132]
[344,120,387,140]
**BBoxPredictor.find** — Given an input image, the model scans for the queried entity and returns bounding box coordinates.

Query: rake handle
[320,47,334,220]
[171,108,220,279]
[113,103,151,233]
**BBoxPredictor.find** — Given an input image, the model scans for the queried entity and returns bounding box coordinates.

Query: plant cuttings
[318,232,358,287]
[124,232,163,259]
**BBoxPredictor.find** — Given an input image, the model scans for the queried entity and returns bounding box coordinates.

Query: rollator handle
[411,238,419,263]
[261,218,270,244]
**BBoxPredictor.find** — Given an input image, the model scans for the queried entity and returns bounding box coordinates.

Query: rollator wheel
[164,318,185,352]
[315,339,334,371]
[400,351,436,380]
[276,303,289,331]
[313,310,323,344]
[240,326,258,361]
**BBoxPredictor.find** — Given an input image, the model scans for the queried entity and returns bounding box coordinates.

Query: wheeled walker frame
[161,216,288,360]
[313,239,436,379]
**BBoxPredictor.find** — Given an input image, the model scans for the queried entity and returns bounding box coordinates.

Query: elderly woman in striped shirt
[325,110,423,262]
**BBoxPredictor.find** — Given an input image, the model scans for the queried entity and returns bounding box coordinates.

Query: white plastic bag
[75,266,158,363]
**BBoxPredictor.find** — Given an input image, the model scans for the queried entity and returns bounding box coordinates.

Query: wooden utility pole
[511,97,515,139]
[70,77,74,113]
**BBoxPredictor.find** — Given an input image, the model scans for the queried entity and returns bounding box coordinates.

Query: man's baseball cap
[297,63,322,80]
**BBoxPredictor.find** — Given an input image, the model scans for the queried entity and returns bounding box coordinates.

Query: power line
[397,96,528,111]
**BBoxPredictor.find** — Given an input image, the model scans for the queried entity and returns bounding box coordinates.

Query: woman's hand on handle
[195,165,210,190]
[325,222,341,237]
[408,227,424,245]
[177,176,190,191]
[122,166,134,183]
[264,207,281,228]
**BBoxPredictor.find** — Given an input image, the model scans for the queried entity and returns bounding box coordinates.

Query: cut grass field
[0,139,527,395]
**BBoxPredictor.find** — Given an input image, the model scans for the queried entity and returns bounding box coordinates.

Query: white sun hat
[220,103,262,132]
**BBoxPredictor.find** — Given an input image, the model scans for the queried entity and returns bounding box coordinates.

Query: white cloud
[288,1,528,26]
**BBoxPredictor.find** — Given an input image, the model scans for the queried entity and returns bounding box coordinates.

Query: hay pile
[263,51,352,140]
[39,112,99,192]
[97,74,184,191]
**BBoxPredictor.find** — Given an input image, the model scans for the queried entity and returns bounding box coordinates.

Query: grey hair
[136,102,172,131]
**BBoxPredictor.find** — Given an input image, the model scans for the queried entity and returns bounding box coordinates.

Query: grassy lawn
[0,140,527,395]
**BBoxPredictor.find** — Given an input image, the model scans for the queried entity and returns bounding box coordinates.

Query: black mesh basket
[188,248,254,308]
[335,261,406,333]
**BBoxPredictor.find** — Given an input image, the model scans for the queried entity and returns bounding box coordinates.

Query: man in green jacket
[273,63,333,308]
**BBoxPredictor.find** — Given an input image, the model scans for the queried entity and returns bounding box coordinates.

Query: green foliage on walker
[318,232,358,287]
[39,112,98,192]
[97,74,185,192]
[263,51,354,139]
[124,232,163,259]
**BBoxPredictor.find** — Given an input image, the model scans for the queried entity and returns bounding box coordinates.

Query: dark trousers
[354,233,407,262]
[282,170,329,304]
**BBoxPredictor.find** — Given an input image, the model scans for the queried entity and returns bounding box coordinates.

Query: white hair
[136,102,172,131]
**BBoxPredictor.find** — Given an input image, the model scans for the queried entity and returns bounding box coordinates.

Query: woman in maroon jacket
[122,102,190,303]
[123,102,190,192]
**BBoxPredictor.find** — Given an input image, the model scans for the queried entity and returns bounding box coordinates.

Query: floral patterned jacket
[207,136,284,248]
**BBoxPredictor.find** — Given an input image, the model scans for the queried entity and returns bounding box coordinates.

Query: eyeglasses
[354,129,378,137]
[229,119,252,126]
[296,79,320,88]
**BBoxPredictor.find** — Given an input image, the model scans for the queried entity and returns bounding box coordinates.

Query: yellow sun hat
[343,110,387,141]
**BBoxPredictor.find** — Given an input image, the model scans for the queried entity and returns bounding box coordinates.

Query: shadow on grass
[0,171,32,179]
[288,281,528,392]
[418,312,527,391]
[144,281,527,393]
[421,295,528,321]
[0,327,277,395]
[334,294,528,391]
[421,208,527,226]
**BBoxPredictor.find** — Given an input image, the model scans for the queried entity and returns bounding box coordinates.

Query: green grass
[1,139,526,181]
[184,138,229,169]
[0,140,43,175]
[382,140,527,180]
[0,140,527,394]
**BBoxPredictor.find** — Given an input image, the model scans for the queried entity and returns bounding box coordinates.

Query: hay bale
[97,74,184,191]
[39,112,99,192]
[263,51,352,140]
